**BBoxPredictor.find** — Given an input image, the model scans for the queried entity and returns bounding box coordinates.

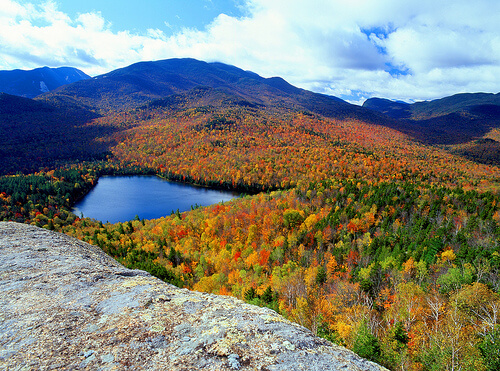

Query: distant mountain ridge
[2,58,500,172]
[364,93,500,120]
[41,58,384,123]
[0,66,90,98]
[362,98,412,119]
[363,93,500,145]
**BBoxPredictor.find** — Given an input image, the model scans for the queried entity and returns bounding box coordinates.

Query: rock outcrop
[0,222,386,370]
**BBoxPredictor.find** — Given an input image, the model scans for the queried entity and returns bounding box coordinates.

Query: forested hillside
[1,59,499,370]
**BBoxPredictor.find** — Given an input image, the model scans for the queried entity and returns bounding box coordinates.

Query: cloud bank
[0,0,499,103]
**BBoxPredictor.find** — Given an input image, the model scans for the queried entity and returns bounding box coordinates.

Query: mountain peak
[40,58,384,125]
[0,66,90,98]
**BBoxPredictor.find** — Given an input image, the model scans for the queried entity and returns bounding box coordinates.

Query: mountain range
[2,60,499,137]
[41,58,383,123]
[1,58,500,173]
[364,93,500,144]
[0,66,90,98]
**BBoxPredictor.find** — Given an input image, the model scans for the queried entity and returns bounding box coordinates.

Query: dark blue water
[72,176,239,223]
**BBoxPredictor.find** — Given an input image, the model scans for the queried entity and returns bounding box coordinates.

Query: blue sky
[0,0,499,104]
[56,0,245,35]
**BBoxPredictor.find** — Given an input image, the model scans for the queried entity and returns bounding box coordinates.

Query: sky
[0,0,499,104]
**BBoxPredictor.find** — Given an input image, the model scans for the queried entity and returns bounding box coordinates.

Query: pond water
[72,176,239,223]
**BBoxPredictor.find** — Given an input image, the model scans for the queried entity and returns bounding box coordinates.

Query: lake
[72,176,239,223]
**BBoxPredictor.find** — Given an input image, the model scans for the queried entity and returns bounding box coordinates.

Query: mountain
[41,58,384,123]
[362,98,412,119]
[0,58,390,174]
[411,93,500,119]
[3,58,499,173]
[363,93,500,145]
[364,93,500,121]
[0,66,90,98]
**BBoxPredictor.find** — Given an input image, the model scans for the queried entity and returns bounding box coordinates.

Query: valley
[1,59,499,370]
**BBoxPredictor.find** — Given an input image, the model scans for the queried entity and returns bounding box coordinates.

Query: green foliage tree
[478,327,500,371]
[352,322,381,363]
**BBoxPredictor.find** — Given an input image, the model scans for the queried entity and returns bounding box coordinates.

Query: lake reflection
[73,176,239,223]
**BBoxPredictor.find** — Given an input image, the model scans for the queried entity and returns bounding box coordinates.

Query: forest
[1,96,500,370]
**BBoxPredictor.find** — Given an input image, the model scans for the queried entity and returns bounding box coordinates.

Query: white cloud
[0,0,499,103]
[76,12,105,32]
[0,0,29,19]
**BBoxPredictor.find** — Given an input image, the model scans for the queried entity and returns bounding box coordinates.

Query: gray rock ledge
[0,222,386,370]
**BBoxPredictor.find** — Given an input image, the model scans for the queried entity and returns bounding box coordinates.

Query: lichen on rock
[0,222,387,370]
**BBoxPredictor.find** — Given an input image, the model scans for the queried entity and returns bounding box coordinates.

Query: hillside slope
[0,93,109,174]
[0,222,386,371]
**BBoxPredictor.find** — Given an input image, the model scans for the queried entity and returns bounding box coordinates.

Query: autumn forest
[1,59,500,370]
